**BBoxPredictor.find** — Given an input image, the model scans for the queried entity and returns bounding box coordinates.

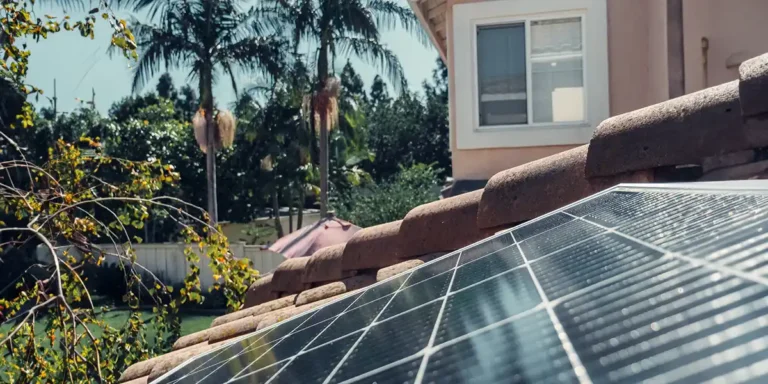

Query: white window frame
[453,0,609,150]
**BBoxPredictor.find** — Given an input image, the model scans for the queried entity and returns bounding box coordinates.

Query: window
[453,0,609,150]
[476,17,584,128]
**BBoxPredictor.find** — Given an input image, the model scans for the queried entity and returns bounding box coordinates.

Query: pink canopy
[268,216,361,259]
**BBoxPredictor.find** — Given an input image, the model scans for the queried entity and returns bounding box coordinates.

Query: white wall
[36,243,285,291]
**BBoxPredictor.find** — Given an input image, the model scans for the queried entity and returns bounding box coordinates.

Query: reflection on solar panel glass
[157,184,768,384]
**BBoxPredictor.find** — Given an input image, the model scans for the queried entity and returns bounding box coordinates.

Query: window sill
[457,122,593,150]
[475,121,590,132]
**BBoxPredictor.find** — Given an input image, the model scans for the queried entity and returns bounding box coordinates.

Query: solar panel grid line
[378,270,454,321]
[546,257,689,309]
[303,295,397,351]
[580,191,676,228]
[426,302,546,353]
[512,229,605,268]
[660,207,768,254]
[511,212,575,242]
[159,325,272,383]
[517,220,606,261]
[319,272,414,384]
[618,194,768,250]
[529,234,665,300]
[588,285,768,373]
[163,315,309,384]
[228,360,286,383]
[448,258,529,295]
[684,215,768,259]
[175,334,271,383]
[564,211,768,287]
[509,231,593,384]
[162,300,333,384]
[159,270,410,383]
[195,311,323,383]
[689,224,768,276]
[303,280,451,354]
[204,275,413,383]
[411,242,463,384]
[337,351,426,384]
[209,324,322,383]
[255,277,410,384]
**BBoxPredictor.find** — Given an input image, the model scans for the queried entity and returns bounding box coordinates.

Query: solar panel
[156,183,768,384]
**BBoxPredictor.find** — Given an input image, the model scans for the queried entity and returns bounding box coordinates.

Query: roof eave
[408,0,447,63]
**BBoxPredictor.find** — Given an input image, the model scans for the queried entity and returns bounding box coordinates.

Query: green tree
[156,72,177,99]
[335,163,440,228]
[264,0,425,217]
[123,0,286,224]
[369,74,391,107]
[364,59,451,180]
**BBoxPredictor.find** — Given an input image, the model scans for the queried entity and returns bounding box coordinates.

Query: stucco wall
[608,0,669,115]
[682,0,768,93]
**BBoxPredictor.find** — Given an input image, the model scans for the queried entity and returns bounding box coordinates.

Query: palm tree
[122,0,285,224]
[262,0,426,217]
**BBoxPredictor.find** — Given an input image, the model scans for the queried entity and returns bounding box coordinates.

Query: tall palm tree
[263,0,426,217]
[123,0,285,224]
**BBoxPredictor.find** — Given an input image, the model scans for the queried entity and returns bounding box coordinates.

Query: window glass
[531,17,584,123]
[477,23,527,126]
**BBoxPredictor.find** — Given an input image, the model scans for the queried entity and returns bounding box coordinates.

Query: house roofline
[408,0,448,63]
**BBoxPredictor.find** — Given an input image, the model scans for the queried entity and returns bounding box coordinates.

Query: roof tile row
[120,52,768,383]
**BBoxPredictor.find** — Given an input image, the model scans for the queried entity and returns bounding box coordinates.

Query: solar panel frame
[154,182,768,384]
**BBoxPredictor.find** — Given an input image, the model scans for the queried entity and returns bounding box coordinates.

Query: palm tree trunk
[318,36,330,217]
[202,64,218,225]
[272,186,284,238]
[297,185,304,229]
[202,0,217,226]
[288,188,294,233]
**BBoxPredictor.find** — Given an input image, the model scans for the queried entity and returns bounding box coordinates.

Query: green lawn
[1,309,218,343]
[99,309,217,336]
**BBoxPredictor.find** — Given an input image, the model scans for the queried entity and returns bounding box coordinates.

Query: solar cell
[155,183,768,384]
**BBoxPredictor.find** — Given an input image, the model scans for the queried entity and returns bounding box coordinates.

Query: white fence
[36,243,285,291]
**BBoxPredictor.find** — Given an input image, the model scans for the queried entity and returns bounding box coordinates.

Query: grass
[1,309,218,343]
[100,309,217,336]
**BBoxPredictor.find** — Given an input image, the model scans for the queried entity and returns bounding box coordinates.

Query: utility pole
[91,88,96,111]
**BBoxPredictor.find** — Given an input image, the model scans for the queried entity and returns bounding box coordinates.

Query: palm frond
[333,0,379,40]
[130,19,197,92]
[367,0,429,45]
[336,36,407,93]
[215,36,286,81]
[221,61,240,99]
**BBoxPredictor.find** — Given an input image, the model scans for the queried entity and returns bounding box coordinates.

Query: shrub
[335,164,441,228]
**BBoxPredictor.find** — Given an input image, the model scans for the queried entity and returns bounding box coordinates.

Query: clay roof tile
[341,220,404,271]
[271,257,312,293]
[739,52,768,117]
[295,274,376,306]
[302,243,347,284]
[585,80,768,177]
[211,294,297,328]
[478,145,653,229]
[118,342,210,383]
[146,342,217,382]
[376,259,426,282]
[399,190,493,258]
[242,274,279,309]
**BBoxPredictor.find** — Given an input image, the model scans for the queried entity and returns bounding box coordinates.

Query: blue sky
[25,1,438,115]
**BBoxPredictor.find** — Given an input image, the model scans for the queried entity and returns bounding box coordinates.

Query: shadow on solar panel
[155,182,768,384]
